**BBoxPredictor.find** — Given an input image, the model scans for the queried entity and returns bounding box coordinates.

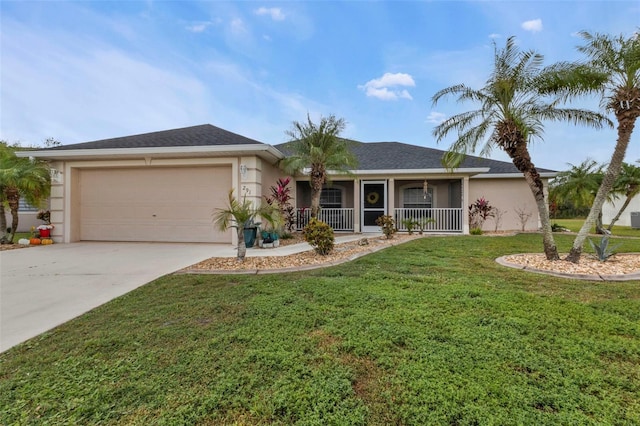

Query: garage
[78,166,232,243]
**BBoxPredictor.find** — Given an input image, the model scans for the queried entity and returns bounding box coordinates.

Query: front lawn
[553,218,640,237]
[1,234,639,425]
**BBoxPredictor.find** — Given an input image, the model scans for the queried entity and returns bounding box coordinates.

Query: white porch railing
[394,208,463,233]
[295,207,463,233]
[296,208,354,231]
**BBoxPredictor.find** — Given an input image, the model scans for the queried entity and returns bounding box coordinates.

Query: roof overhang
[471,172,558,179]
[299,167,491,178]
[15,144,285,163]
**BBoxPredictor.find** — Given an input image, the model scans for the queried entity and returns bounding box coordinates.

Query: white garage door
[79,166,232,243]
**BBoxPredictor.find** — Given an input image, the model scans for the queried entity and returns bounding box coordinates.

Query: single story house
[19,124,557,244]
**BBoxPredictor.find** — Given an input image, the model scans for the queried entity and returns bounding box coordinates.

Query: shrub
[375,215,396,239]
[265,177,296,232]
[469,197,494,230]
[470,227,483,235]
[588,235,622,262]
[551,223,570,232]
[401,218,418,235]
[303,218,334,255]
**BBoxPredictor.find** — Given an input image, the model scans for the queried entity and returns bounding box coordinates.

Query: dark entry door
[361,181,386,232]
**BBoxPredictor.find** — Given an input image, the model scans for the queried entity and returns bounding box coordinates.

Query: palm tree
[0,144,51,243]
[607,161,640,231]
[550,159,611,233]
[432,37,608,260]
[280,114,358,218]
[549,31,640,262]
[213,190,280,262]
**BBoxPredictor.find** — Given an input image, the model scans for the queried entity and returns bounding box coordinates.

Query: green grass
[1,234,639,425]
[553,218,640,238]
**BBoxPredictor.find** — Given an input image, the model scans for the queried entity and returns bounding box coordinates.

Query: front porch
[294,178,468,233]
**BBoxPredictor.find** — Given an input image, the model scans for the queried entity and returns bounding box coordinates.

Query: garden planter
[243,227,257,248]
[39,229,51,238]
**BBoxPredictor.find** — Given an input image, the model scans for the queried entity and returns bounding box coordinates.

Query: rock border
[496,254,640,282]
[177,237,415,275]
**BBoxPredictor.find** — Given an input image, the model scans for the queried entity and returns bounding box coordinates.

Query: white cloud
[426,112,446,125]
[358,72,415,101]
[186,21,212,33]
[230,18,248,35]
[254,7,285,21]
[488,33,501,39]
[521,19,543,33]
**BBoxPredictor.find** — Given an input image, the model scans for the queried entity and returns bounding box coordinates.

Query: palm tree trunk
[6,188,20,243]
[236,228,246,261]
[567,109,637,262]
[309,164,325,218]
[607,192,634,231]
[0,202,8,244]
[505,141,559,260]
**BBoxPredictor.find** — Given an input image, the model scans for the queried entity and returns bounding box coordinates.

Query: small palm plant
[214,190,281,262]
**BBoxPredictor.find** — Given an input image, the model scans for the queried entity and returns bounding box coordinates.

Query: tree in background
[432,37,608,260]
[550,159,609,233]
[279,114,358,218]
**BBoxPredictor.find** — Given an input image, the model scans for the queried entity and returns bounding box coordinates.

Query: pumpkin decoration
[30,238,41,245]
[41,238,54,245]
[18,238,30,245]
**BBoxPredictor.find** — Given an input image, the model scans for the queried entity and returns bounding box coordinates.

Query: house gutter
[16,144,285,162]
[471,172,558,179]
[317,168,491,177]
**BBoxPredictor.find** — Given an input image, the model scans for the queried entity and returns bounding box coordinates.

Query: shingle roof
[48,124,265,150]
[275,140,555,175]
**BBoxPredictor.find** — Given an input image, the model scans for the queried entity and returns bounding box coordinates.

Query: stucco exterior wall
[4,211,41,233]
[602,194,640,227]
[469,177,544,232]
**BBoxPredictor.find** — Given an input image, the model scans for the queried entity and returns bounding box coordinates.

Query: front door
[361,181,387,232]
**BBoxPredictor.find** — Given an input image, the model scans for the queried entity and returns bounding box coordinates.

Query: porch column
[462,176,470,234]
[387,178,395,222]
[353,179,360,232]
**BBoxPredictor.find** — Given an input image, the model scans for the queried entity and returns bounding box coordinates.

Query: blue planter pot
[244,227,257,248]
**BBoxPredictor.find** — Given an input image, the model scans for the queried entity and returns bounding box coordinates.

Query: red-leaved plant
[265,177,297,232]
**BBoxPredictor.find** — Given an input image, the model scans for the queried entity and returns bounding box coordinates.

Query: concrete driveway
[0,242,224,353]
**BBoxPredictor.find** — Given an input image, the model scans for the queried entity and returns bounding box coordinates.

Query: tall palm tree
[550,31,640,262]
[0,144,51,243]
[607,161,640,231]
[280,114,358,218]
[432,37,608,260]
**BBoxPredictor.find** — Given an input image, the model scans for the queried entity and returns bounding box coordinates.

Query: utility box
[631,212,640,229]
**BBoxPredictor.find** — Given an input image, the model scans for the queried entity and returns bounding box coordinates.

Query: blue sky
[1,1,638,171]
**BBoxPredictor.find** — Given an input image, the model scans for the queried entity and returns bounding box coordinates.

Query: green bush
[470,227,483,235]
[376,215,396,239]
[401,218,418,235]
[303,218,334,255]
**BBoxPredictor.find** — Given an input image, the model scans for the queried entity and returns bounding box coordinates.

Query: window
[320,187,342,208]
[19,199,39,212]
[403,187,432,208]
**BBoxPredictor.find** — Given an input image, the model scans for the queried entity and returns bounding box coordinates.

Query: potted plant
[36,210,53,237]
[37,224,54,238]
[259,228,280,248]
[243,219,260,248]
